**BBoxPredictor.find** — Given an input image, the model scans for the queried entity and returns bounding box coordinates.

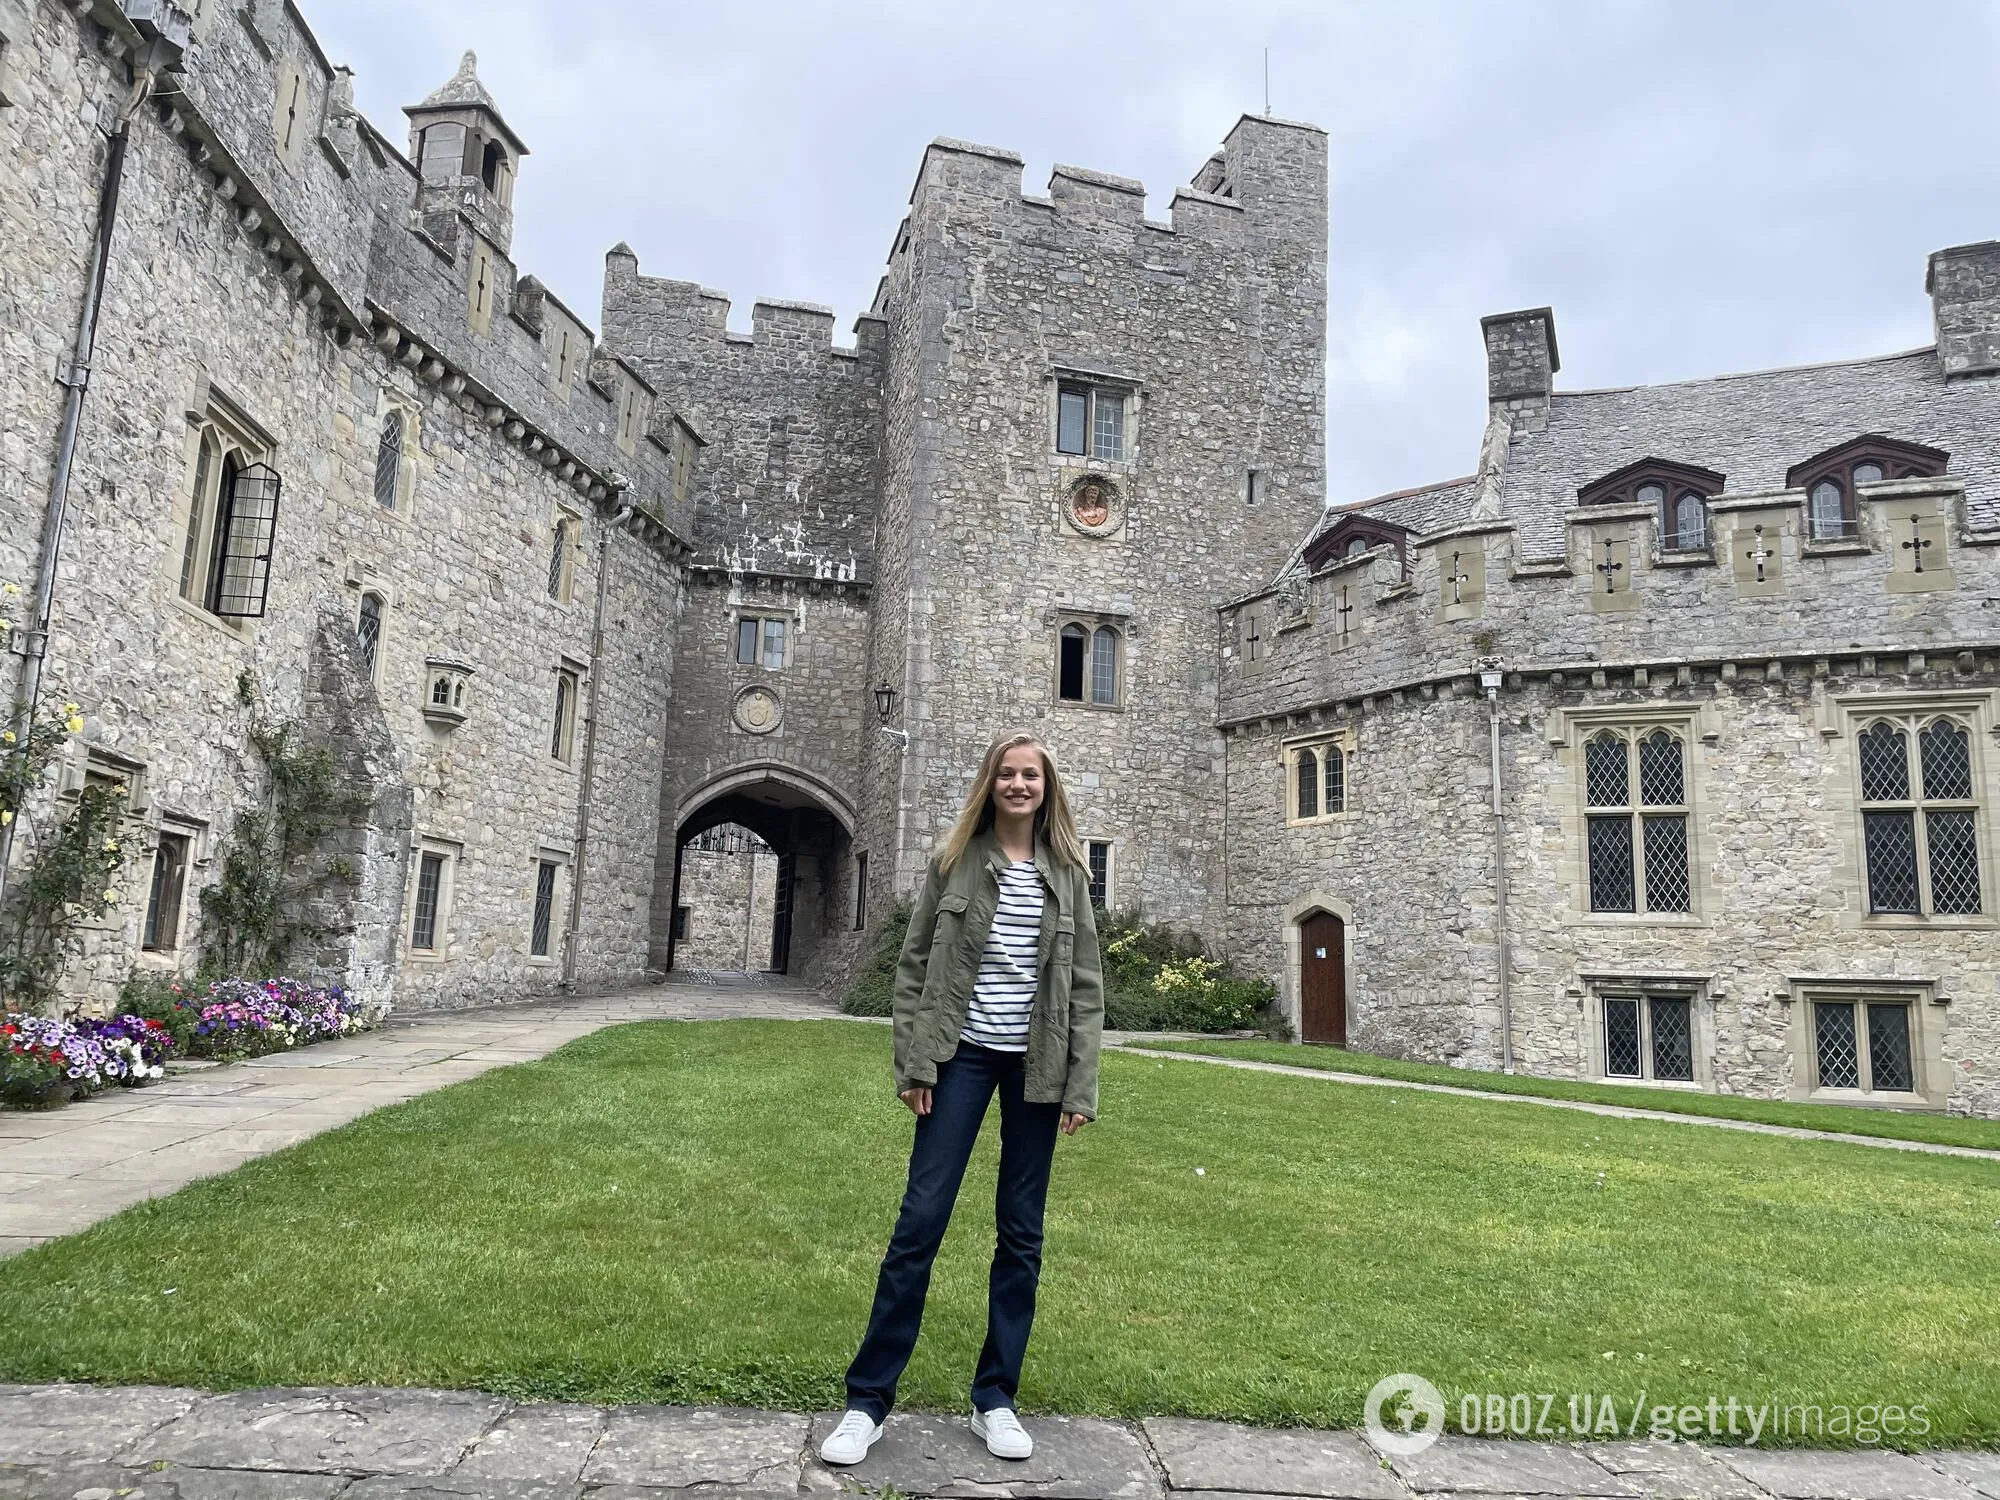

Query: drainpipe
[1479,663,1514,1072]
[560,501,634,987]
[0,69,155,906]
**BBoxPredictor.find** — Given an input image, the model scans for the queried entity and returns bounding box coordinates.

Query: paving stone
[143,1388,509,1475]
[345,1476,579,1498]
[0,1384,207,1462]
[1581,1444,1768,1500]
[1383,1437,1643,1497]
[584,1408,806,1490]
[1713,1452,1978,1500]
[1144,1418,1399,1498]
[452,1402,605,1483]
[1926,1458,2000,1500]
[0,1460,354,1499]
[806,1409,1159,1499]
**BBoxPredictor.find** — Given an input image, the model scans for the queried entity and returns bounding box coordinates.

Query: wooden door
[1299,911,1346,1046]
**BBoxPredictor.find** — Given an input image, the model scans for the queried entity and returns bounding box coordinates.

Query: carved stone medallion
[1065,474,1123,537]
[733,685,781,734]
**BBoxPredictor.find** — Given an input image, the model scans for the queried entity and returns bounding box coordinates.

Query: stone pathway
[1112,1048,2000,1162]
[0,976,843,1257]
[0,1385,1994,1499]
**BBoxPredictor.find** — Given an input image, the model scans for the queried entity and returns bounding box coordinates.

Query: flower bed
[3,976,384,1108]
[185,977,378,1061]
[0,1012,173,1109]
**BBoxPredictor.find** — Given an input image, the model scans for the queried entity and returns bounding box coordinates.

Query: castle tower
[403,51,528,255]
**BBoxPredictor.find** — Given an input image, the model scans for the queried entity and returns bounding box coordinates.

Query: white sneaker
[971,1406,1033,1460]
[819,1408,883,1465]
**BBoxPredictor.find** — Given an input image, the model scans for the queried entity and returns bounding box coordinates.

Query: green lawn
[3,1020,1997,1447]
[1126,1038,2000,1152]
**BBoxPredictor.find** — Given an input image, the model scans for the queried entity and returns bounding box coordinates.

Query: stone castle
[3,0,1995,1116]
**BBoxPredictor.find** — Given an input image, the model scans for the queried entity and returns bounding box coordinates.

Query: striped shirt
[960,859,1044,1052]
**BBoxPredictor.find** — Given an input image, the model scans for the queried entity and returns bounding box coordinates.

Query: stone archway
[664,763,857,979]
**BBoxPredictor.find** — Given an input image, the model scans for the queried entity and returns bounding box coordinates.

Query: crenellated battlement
[1221,479,2000,726]
[600,248,883,369]
[902,113,1324,251]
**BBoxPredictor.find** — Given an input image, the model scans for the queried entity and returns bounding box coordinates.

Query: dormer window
[1786,435,1948,542]
[1302,514,1410,575]
[1577,458,1724,552]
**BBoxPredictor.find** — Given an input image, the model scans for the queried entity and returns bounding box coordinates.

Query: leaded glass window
[1649,996,1693,1081]
[1810,478,1849,540]
[1296,748,1319,820]
[1054,381,1130,460]
[1856,716,1983,916]
[1324,745,1346,814]
[374,411,403,510]
[547,517,571,601]
[531,859,557,959]
[1812,997,1918,1094]
[1090,625,1118,705]
[1585,728,1692,915]
[411,851,445,951]
[1603,998,1641,1077]
[1669,490,1707,550]
[356,592,382,675]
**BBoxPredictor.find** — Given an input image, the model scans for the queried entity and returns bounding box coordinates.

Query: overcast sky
[311,1,2000,505]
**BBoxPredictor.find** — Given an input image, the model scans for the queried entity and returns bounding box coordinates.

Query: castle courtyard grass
[1,1019,1996,1447]
[1124,1039,2000,1152]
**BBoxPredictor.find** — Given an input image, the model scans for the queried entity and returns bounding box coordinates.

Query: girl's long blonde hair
[937,731,1087,874]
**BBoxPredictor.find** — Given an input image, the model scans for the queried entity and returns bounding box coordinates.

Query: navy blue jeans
[844,1039,1062,1422]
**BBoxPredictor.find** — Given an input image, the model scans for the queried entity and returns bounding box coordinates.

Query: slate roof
[1500,345,2000,558]
[1287,342,2000,573]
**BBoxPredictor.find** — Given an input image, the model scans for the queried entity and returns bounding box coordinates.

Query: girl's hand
[899,1086,932,1117]
[1060,1112,1090,1136]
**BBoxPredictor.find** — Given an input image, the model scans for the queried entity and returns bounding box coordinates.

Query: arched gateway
[662,763,857,978]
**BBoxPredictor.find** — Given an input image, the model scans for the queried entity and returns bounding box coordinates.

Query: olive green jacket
[890,829,1105,1120]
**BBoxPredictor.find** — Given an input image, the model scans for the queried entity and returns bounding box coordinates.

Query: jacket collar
[972,825,1062,896]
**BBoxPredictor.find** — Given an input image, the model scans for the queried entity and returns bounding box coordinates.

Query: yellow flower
[103,839,119,853]
[65,716,83,734]
[63,703,78,715]
[0,810,11,826]
[1,730,13,744]
[102,890,118,904]
[1,583,18,596]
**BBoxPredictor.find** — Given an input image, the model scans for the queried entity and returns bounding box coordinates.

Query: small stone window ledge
[1650,546,1715,569]
[1799,537,1873,561]
[423,657,475,728]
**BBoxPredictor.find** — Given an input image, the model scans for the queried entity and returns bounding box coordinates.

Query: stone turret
[403,51,528,255]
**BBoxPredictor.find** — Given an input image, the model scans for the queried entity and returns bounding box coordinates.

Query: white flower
[1194,1167,1206,1177]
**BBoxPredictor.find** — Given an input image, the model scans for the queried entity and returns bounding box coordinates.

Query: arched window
[1090,626,1118,706]
[1058,624,1087,701]
[1670,490,1707,550]
[1295,749,1319,820]
[1810,479,1849,541]
[1857,716,1982,915]
[373,411,403,511]
[356,592,382,675]
[1787,435,1948,541]
[1324,744,1346,814]
[1584,727,1691,915]
[481,139,503,192]
[1577,459,1723,552]
[1343,536,1370,558]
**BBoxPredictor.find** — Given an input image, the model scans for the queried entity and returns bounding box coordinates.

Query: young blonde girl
[820,731,1104,1465]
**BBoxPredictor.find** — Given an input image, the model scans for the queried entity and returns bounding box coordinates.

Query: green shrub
[838,900,1283,1036]
[117,970,201,1054]
[839,900,911,1017]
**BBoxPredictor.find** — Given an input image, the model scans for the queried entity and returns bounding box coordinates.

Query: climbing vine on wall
[0,779,128,1011]
[200,719,360,979]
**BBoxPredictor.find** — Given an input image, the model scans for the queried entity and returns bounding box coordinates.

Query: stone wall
[867,116,1329,937]
[2,0,683,1013]
[1224,662,2000,1118]
[673,837,778,971]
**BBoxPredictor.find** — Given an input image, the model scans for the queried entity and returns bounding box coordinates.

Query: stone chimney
[1927,241,2000,378]
[1480,307,1559,425]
